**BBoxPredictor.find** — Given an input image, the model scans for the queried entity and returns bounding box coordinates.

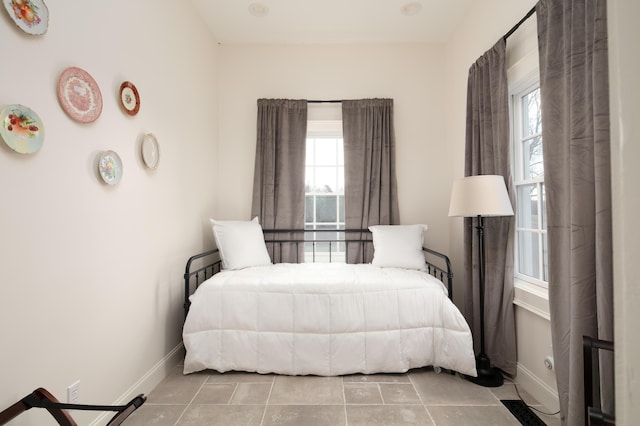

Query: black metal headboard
[183,229,454,319]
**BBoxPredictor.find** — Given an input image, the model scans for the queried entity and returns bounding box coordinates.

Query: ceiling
[190,0,473,44]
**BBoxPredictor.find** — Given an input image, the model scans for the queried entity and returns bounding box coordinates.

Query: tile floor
[126,363,561,425]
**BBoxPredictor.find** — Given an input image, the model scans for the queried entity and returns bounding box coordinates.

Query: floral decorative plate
[141,133,159,169]
[98,150,123,185]
[119,81,140,116]
[0,104,44,154]
[2,0,49,36]
[57,66,103,123]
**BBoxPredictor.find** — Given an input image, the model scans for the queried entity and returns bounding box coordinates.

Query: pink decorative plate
[57,67,103,123]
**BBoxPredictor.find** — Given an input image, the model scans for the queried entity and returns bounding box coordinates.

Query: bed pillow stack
[210,217,272,270]
[369,224,428,271]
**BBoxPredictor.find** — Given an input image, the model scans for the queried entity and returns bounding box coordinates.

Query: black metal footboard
[183,229,454,319]
[183,249,221,320]
[422,246,454,299]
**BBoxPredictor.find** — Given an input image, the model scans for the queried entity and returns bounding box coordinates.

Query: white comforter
[183,263,477,376]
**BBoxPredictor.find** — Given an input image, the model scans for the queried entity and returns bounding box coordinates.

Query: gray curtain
[537,1,613,424]
[342,99,400,263]
[251,99,307,263]
[464,39,517,376]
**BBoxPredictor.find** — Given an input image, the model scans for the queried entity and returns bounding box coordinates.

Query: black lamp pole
[467,215,504,387]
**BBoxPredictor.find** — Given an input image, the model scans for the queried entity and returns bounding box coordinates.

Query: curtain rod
[503,5,536,41]
[307,100,342,104]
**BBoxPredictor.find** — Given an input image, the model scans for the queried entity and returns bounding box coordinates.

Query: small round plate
[2,0,49,36]
[0,104,45,154]
[119,81,140,116]
[57,66,103,123]
[98,150,123,185]
[141,133,159,169]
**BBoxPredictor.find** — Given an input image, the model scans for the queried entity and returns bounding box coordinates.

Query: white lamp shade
[448,175,514,217]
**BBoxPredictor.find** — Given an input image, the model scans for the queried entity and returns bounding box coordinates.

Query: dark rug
[500,400,546,426]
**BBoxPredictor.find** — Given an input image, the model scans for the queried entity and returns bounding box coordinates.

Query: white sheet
[183,263,477,376]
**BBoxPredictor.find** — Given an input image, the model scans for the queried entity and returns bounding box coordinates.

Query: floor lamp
[448,175,514,387]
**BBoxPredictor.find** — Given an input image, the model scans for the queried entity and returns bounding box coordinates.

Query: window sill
[513,279,550,320]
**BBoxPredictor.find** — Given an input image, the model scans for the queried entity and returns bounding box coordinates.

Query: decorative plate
[98,150,123,185]
[2,0,49,36]
[0,104,44,154]
[57,67,103,123]
[119,81,140,116]
[141,133,159,169]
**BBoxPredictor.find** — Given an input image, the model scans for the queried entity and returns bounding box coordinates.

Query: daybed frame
[183,229,453,319]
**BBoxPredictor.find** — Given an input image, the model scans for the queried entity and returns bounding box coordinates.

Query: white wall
[608,0,640,423]
[0,1,219,424]
[215,43,452,253]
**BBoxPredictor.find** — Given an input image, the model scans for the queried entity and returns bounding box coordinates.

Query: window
[512,83,548,287]
[304,121,345,262]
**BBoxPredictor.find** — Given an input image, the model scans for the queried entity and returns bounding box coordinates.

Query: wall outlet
[544,355,554,371]
[67,380,80,403]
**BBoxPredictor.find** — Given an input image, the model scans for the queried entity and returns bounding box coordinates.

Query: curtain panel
[464,39,517,376]
[342,99,400,263]
[251,99,307,263]
[537,0,614,424]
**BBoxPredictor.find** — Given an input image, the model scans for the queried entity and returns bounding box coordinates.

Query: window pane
[306,139,314,164]
[522,136,544,179]
[518,230,540,279]
[314,167,337,193]
[305,196,313,222]
[316,195,337,222]
[541,183,547,230]
[304,128,345,257]
[513,83,547,286]
[522,87,541,137]
[315,138,337,165]
[517,184,538,229]
[337,166,344,193]
[305,166,313,193]
[316,225,338,238]
[542,233,549,281]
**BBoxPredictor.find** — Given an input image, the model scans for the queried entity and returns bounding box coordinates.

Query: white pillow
[369,224,428,271]
[210,217,272,270]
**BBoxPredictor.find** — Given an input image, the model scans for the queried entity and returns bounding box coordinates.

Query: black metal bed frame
[183,229,454,319]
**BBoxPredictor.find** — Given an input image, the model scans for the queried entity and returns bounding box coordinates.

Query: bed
[182,220,477,377]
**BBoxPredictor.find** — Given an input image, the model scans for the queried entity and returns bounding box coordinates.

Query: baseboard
[89,343,184,426]
[515,362,560,413]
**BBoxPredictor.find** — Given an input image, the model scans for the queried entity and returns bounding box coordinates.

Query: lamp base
[465,353,504,387]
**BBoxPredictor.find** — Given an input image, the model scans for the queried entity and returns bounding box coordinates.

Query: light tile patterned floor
[126,364,561,425]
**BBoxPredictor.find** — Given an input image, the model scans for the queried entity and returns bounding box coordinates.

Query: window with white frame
[512,82,548,287]
[304,120,345,262]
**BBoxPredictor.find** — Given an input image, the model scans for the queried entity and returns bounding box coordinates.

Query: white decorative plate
[98,150,123,185]
[141,133,159,169]
[0,104,44,154]
[57,66,103,123]
[2,0,49,36]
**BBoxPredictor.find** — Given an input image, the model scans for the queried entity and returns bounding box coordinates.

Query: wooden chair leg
[106,395,146,426]
[0,399,29,425]
[24,388,77,426]
[1,388,145,426]
[0,388,76,426]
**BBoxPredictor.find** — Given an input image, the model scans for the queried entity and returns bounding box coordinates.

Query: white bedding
[183,263,477,377]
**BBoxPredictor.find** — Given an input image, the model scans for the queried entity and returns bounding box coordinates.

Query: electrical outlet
[544,355,554,370]
[67,380,80,403]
